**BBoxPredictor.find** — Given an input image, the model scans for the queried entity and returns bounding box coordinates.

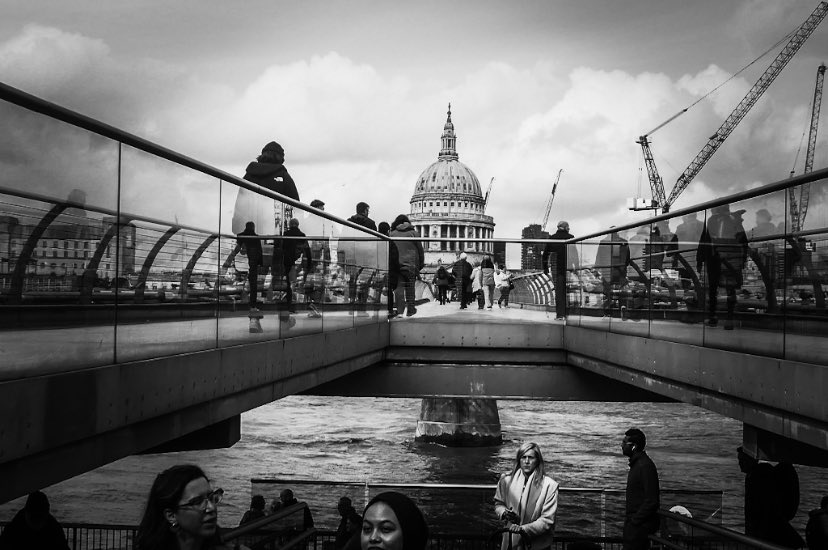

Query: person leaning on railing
[135,464,249,550]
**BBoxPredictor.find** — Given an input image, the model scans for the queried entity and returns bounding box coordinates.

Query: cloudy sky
[2,0,827,239]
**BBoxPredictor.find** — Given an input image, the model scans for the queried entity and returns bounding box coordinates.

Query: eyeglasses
[177,488,224,510]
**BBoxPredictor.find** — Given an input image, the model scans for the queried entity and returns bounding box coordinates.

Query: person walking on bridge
[389,214,424,317]
[542,221,578,320]
[452,252,472,309]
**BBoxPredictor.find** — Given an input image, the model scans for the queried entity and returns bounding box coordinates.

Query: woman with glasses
[135,464,244,550]
[494,442,559,550]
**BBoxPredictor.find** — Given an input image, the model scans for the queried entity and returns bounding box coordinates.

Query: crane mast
[638,1,828,213]
[541,169,563,231]
[790,63,825,232]
[483,177,494,210]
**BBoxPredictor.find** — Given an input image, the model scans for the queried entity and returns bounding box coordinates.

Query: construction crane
[483,177,495,210]
[789,63,825,232]
[632,1,828,213]
[541,169,563,231]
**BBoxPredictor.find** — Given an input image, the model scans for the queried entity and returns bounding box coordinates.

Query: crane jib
[639,1,828,213]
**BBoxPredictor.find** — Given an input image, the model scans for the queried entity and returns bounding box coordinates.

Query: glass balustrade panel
[0,100,119,374]
[699,195,784,359]
[117,145,221,362]
[783,177,828,364]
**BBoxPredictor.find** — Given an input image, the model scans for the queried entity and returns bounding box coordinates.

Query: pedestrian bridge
[1,82,827,503]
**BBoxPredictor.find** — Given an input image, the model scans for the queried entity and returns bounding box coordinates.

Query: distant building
[521,224,549,270]
[408,105,495,266]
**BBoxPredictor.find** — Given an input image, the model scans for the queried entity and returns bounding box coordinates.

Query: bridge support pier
[415,397,502,447]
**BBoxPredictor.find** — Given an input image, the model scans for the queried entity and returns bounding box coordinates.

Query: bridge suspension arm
[665,1,828,211]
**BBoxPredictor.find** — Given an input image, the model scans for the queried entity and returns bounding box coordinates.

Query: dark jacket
[335,507,363,549]
[595,232,629,284]
[433,266,450,286]
[282,226,310,270]
[348,213,377,231]
[542,229,576,276]
[239,509,266,526]
[389,222,424,271]
[0,509,70,550]
[452,259,472,281]
[237,226,264,268]
[807,507,828,550]
[624,451,660,542]
[243,161,300,201]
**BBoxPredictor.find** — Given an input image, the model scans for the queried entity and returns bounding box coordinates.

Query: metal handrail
[0,80,386,239]
[655,509,792,550]
[248,478,722,497]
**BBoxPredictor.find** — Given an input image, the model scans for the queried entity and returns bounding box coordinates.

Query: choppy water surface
[1,398,825,537]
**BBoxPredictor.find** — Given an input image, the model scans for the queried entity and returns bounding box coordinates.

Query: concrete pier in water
[415,397,502,446]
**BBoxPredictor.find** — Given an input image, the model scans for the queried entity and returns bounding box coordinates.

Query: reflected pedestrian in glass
[494,442,559,550]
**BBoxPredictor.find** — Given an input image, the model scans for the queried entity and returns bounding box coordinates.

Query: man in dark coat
[348,202,377,231]
[621,428,660,550]
[334,496,362,550]
[237,222,264,309]
[697,205,748,329]
[807,496,828,550]
[0,491,70,550]
[595,228,630,317]
[243,141,300,201]
[542,220,578,320]
[281,218,310,313]
[451,252,473,309]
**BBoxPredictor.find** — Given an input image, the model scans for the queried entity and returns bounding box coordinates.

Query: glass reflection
[117,146,221,361]
[0,100,119,372]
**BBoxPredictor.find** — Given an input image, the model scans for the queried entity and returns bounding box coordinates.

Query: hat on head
[733,209,746,217]
[364,492,428,550]
[262,141,283,154]
[557,220,569,230]
[310,199,325,208]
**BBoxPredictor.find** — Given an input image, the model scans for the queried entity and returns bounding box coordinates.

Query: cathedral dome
[409,104,487,217]
[407,104,495,266]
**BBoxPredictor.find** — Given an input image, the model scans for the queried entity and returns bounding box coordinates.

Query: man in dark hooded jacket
[243,141,299,201]
[242,141,299,299]
[389,214,424,316]
[0,491,69,550]
[542,221,579,320]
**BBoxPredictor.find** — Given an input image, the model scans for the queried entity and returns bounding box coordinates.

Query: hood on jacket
[390,221,415,234]
[245,161,286,177]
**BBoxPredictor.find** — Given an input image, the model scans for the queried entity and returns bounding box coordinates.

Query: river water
[1,398,825,538]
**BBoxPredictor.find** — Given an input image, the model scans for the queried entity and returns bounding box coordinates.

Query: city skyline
[1,0,826,238]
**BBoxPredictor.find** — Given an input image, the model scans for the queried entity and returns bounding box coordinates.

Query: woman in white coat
[494,442,559,550]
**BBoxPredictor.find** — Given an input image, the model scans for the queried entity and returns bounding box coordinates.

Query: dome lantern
[438,103,459,161]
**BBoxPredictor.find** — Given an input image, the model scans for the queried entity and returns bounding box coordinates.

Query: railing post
[600,490,606,538]
[72,525,78,549]
[363,479,370,510]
